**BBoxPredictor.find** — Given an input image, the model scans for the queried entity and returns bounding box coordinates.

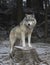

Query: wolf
[9,14,37,54]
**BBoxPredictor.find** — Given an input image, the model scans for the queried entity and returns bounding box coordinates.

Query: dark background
[0,0,50,42]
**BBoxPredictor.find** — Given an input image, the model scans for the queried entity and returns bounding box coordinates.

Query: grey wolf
[9,14,37,54]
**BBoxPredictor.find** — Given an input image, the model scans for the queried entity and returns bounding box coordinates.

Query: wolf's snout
[28,23,30,26]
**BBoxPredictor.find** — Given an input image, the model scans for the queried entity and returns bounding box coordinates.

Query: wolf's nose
[28,23,30,26]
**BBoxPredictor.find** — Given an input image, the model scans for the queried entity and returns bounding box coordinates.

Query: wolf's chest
[21,27,31,34]
[15,26,32,38]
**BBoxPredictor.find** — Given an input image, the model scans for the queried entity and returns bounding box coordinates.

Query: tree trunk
[26,0,32,8]
[17,0,24,24]
[44,0,48,42]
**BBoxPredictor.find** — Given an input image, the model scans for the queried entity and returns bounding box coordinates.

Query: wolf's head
[22,14,37,29]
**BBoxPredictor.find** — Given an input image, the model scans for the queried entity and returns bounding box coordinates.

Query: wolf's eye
[33,19,34,21]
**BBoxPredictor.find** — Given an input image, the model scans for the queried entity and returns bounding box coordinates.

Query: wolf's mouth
[25,24,33,29]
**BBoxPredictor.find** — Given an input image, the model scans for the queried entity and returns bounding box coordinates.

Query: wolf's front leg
[28,33,32,47]
[21,32,26,47]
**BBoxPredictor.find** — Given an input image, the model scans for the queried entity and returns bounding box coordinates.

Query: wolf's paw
[9,51,13,58]
[28,44,32,48]
[9,53,12,58]
[22,44,26,47]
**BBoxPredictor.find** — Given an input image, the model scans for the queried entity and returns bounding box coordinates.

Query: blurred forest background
[0,0,50,43]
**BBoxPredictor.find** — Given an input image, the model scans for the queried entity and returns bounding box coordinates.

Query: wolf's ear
[25,14,27,18]
[20,19,26,25]
[20,22,23,25]
[25,14,27,16]
[32,14,35,18]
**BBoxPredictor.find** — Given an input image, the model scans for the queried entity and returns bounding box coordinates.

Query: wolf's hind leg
[9,35,16,56]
